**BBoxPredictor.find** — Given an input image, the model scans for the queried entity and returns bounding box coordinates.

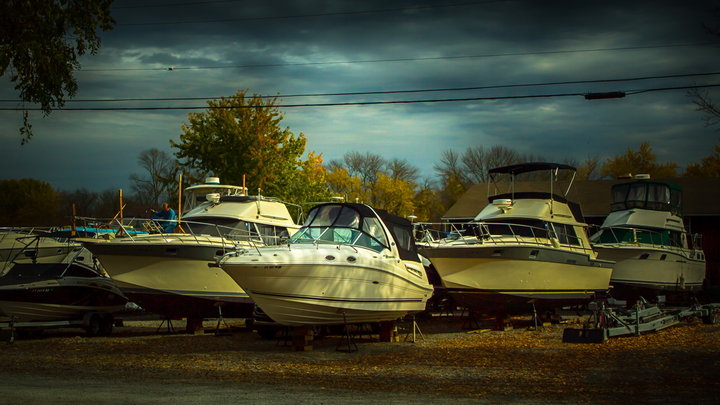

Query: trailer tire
[85,314,101,337]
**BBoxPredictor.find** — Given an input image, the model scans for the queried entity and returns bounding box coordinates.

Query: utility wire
[118,1,510,25]
[81,42,718,72]
[2,83,719,111]
[2,71,718,103]
[113,0,246,9]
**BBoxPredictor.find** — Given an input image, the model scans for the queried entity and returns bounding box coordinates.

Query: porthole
[347,256,357,263]
[660,254,667,261]
[325,255,336,261]
[639,253,649,260]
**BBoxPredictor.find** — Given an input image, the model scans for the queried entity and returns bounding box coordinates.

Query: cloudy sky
[1,0,720,192]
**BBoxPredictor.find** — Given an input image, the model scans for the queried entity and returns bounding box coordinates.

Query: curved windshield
[291,204,389,252]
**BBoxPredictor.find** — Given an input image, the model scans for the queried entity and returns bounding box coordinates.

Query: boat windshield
[611,181,682,214]
[290,204,389,252]
[183,217,257,240]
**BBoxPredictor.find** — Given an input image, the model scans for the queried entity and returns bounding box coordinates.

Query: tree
[172,90,321,203]
[386,158,419,183]
[129,148,178,208]
[600,142,678,179]
[326,166,366,203]
[336,151,386,186]
[685,144,720,177]
[371,173,416,218]
[0,0,115,143]
[0,179,62,226]
[575,156,601,180]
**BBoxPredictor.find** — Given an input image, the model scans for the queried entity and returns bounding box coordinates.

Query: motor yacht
[417,163,613,315]
[81,178,300,326]
[590,178,705,299]
[0,245,127,323]
[219,202,434,326]
[1,228,79,275]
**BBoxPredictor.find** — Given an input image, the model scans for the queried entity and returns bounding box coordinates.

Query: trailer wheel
[85,314,101,337]
[703,311,719,325]
[100,315,114,336]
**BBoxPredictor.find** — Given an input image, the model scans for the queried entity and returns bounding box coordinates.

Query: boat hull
[594,244,705,298]
[0,281,127,322]
[83,238,253,319]
[420,245,613,312]
[221,246,433,326]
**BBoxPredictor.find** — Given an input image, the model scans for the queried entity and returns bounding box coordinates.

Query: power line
[3,83,719,111]
[3,71,718,103]
[118,1,510,25]
[80,42,718,72]
[113,0,246,9]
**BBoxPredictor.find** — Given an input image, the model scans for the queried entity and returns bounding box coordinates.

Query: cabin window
[639,253,650,260]
[660,254,667,261]
[551,223,581,246]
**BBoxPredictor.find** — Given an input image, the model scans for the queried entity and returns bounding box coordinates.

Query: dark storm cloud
[2,0,720,191]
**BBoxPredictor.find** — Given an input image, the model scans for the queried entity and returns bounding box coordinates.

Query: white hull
[594,245,705,292]
[222,246,433,326]
[85,239,250,304]
[428,251,612,299]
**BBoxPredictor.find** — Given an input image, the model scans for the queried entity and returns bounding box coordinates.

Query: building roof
[442,177,720,220]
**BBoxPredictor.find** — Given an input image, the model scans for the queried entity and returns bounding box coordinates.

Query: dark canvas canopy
[488,162,577,176]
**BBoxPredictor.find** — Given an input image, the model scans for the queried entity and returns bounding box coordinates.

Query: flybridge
[610,180,683,215]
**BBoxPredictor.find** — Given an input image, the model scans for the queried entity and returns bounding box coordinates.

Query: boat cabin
[610,180,682,215]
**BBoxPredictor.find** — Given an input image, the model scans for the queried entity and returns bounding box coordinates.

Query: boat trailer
[0,312,116,344]
[562,299,720,343]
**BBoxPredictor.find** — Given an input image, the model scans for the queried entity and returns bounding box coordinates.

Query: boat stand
[213,305,231,336]
[529,303,544,330]
[336,313,358,353]
[403,315,425,343]
[156,318,176,334]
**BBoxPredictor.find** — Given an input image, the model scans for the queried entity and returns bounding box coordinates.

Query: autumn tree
[685,144,720,177]
[172,90,327,204]
[0,0,115,143]
[600,142,678,179]
[326,165,367,203]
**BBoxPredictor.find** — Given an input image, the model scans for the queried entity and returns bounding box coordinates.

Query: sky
[1,0,720,192]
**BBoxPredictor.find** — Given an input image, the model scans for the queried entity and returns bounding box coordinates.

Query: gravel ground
[1,315,719,404]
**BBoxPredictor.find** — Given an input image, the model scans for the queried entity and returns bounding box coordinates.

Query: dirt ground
[1,314,719,404]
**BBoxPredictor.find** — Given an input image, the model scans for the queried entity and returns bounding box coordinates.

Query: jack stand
[403,315,424,343]
[336,313,358,353]
[214,305,230,336]
[156,318,175,334]
[7,316,16,344]
[530,303,542,330]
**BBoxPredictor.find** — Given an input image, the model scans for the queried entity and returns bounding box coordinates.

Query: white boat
[1,228,79,275]
[417,163,613,314]
[219,202,434,326]
[590,178,706,299]
[0,246,127,323]
[81,178,300,324]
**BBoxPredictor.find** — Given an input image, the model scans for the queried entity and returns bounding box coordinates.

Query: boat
[416,163,614,315]
[81,178,300,327]
[590,178,706,300]
[1,228,80,275]
[0,245,127,325]
[219,202,434,326]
